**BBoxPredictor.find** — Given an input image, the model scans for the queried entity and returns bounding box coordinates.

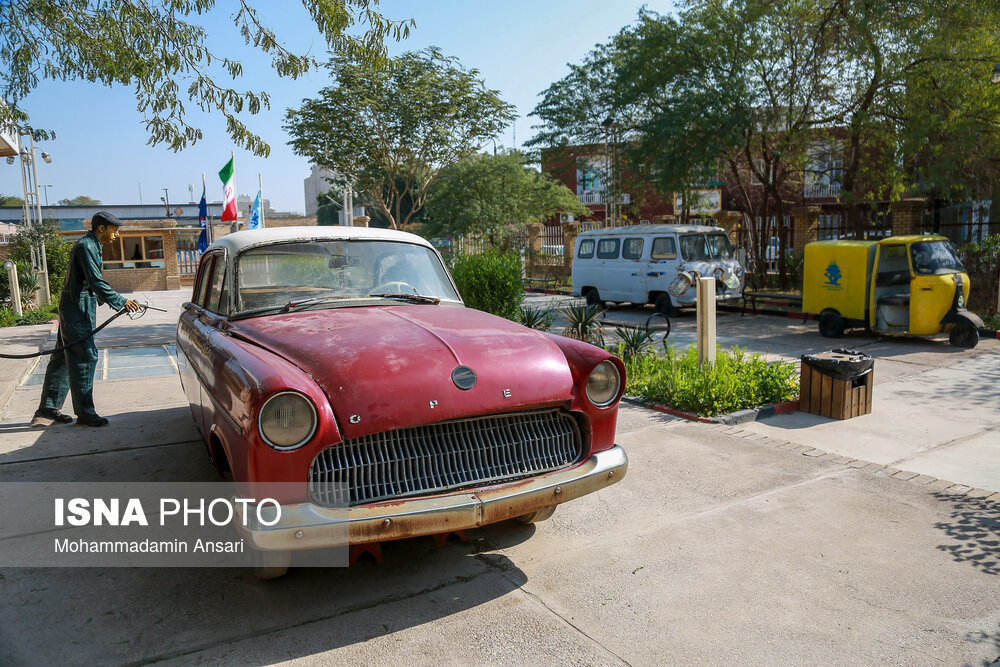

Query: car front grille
[309,408,583,507]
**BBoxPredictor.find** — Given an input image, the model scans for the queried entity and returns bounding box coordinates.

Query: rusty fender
[237,445,628,551]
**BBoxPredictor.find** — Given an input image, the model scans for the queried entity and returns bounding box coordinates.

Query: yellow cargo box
[802,241,877,321]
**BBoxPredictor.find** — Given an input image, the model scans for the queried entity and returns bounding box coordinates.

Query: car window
[680,235,710,261]
[577,239,595,259]
[235,240,461,313]
[623,238,643,260]
[597,238,620,259]
[651,237,677,260]
[194,254,216,307]
[205,256,228,314]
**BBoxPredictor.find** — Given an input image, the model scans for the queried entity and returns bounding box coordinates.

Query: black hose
[0,308,132,360]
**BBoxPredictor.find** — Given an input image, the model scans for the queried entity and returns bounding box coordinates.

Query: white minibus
[571,224,743,314]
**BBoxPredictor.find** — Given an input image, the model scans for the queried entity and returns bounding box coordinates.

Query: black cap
[91,211,122,229]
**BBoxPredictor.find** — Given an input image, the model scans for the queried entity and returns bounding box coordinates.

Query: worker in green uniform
[32,212,140,427]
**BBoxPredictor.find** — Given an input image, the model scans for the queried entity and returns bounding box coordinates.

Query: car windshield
[680,233,733,261]
[910,241,965,276]
[235,240,461,314]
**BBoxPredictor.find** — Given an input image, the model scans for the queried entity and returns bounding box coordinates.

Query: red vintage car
[176,227,627,576]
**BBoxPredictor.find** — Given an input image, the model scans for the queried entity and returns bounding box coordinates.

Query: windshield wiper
[281,295,356,313]
[369,293,441,305]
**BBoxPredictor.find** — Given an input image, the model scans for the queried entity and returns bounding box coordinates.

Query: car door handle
[920,287,934,291]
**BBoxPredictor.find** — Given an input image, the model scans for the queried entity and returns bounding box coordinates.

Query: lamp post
[15,132,51,306]
[161,188,171,217]
[40,184,52,207]
[992,63,1000,314]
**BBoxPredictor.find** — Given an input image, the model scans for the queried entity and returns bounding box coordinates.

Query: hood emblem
[451,365,477,390]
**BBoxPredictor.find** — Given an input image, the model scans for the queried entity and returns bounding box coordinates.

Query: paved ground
[0,289,997,665]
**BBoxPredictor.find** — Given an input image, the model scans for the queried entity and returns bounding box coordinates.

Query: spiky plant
[613,325,656,360]
[561,302,605,345]
[18,270,40,311]
[519,305,556,331]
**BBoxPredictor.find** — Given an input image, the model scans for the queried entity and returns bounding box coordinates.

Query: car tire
[586,289,604,308]
[818,311,845,338]
[252,549,291,580]
[948,322,979,349]
[516,506,556,524]
[654,293,675,317]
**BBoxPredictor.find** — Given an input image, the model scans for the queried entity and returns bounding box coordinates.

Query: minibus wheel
[586,289,604,308]
[818,310,845,338]
[654,293,675,317]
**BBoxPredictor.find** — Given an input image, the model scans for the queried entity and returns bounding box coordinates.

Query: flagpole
[231,150,237,226]
[202,172,212,244]
[258,172,265,229]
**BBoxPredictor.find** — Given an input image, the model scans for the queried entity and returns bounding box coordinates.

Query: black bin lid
[801,349,874,380]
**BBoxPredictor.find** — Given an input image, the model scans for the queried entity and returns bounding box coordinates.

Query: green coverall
[37,231,126,419]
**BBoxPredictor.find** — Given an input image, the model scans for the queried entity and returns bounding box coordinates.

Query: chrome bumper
[238,445,628,550]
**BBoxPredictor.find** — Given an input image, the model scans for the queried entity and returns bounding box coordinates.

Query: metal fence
[923,201,995,245]
[815,204,893,240]
[175,232,200,276]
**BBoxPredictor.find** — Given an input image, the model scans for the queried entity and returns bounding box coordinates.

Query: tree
[0,194,25,206]
[4,219,71,301]
[530,3,838,283]
[0,1,413,156]
[425,150,589,247]
[57,195,102,206]
[284,48,516,229]
[825,0,1000,228]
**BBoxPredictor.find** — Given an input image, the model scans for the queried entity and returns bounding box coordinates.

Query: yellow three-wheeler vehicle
[803,235,984,348]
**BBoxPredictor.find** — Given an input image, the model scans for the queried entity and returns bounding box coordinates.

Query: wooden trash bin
[799,350,874,419]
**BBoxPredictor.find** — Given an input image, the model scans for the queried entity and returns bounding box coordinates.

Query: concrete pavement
[0,289,997,665]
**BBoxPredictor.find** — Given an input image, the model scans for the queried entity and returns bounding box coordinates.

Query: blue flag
[248,190,262,230]
[197,187,208,253]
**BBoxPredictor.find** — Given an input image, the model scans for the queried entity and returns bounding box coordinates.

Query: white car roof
[207,226,434,256]
[578,224,724,237]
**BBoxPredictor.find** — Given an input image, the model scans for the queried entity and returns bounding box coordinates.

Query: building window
[804,142,843,198]
[103,234,166,269]
[576,157,606,194]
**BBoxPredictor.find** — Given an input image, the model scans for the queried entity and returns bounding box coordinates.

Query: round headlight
[586,360,621,407]
[258,391,317,450]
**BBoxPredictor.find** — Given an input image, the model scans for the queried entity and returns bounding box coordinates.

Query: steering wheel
[371,281,417,295]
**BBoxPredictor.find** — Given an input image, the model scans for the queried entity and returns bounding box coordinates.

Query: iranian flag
[219,157,237,222]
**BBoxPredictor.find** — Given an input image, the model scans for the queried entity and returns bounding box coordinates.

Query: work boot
[76,415,110,427]
[31,408,75,427]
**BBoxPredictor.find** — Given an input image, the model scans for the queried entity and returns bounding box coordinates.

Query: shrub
[958,234,999,315]
[449,250,524,320]
[0,307,16,328]
[623,345,799,417]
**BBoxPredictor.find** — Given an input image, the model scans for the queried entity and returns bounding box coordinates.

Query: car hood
[229,305,575,439]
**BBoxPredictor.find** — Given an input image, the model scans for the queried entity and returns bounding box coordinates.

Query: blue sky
[2,1,676,214]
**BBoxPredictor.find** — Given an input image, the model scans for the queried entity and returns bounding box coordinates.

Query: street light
[161,188,171,217]
[40,184,52,207]
[11,131,51,306]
